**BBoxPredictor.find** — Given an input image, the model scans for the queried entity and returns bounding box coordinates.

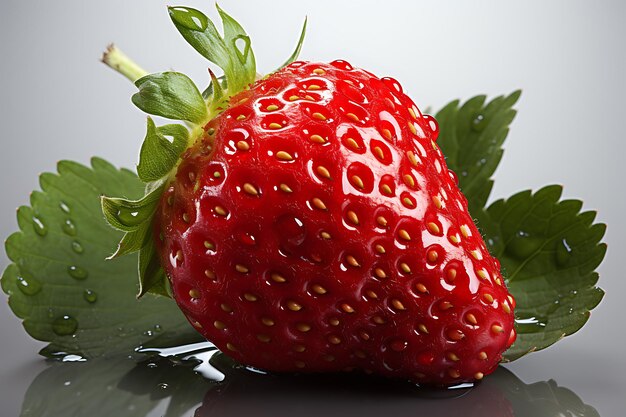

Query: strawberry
[103,5,515,386]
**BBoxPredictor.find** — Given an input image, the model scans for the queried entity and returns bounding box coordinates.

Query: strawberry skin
[154,60,516,385]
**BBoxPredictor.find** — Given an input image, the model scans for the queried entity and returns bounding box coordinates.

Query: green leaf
[436,91,521,214]
[137,119,189,182]
[475,186,606,361]
[277,17,308,70]
[168,6,257,94]
[132,72,208,123]
[1,158,203,359]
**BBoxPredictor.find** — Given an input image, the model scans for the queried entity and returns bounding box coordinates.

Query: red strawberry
[153,59,515,385]
[103,5,516,386]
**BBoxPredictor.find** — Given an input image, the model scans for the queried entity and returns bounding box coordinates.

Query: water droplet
[515,316,548,333]
[147,362,158,369]
[62,219,77,236]
[52,315,78,336]
[238,231,257,246]
[16,274,42,296]
[169,6,209,31]
[83,289,97,303]
[154,324,162,332]
[506,231,543,260]
[471,113,487,132]
[555,238,573,266]
[144,330,154,337]
[158,382,169,390]
[62,354,85,362]
[32,217,47,236]
[71,241,84,254]
[67,265,88,280]
[59,201,71,214]
[274,214,307,250]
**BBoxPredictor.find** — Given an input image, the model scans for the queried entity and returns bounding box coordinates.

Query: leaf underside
[435,93,606,361]
[1,158,203,359]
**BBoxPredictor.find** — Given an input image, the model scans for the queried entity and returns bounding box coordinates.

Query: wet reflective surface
[17,342,600,417]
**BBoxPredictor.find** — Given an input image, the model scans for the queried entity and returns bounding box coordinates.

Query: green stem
[101,44,149,83]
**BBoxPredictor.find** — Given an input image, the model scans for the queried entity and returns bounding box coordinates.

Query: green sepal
[277,17,308,70]
[109,222,152,259]
[138,237,171,298]
[137,118,189,183]
[205,69,226,115]
[202,74,226,100]
[101,185,164,233]
[168,5,256,95]
[132,72,208,123]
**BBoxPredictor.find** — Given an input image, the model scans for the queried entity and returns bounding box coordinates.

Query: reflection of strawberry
[104,5,515,385]
[156,58,515,385]
[195,353,514,417]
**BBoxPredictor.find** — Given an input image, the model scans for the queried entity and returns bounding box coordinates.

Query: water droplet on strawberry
[274,214,306,250]
[238,231,257,246]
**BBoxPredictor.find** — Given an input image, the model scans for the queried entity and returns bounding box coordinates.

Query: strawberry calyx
[101,5,307,297]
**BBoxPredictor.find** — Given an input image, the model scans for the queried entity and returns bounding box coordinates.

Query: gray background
[1,0,624,416]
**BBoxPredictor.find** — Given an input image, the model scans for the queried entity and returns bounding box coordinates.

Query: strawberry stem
[101,44,149,83]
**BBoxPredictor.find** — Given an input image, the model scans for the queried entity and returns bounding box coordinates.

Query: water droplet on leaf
[83,289,97,303]
[59,201,71,214]
[67,265,88,280]
[506,230,543,259]
[71,241,84,254]
[555,238,573,266]
[471,113,487,132]
[515,316,548,333]
[32,217,47,236]
[169,7,208,31]
[62,219,77,236]
[16,275,42,296]
[52,315,78,336]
